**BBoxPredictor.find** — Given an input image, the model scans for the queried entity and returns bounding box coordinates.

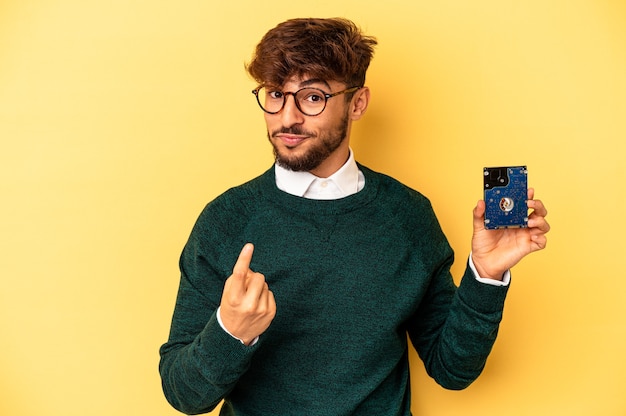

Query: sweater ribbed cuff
[457,260,510,315]
[196,311,259,384]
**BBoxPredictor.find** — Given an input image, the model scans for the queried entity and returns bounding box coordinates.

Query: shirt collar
[275,149,360,198]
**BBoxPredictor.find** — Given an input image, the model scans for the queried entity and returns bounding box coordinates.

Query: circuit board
[483,166,528,229]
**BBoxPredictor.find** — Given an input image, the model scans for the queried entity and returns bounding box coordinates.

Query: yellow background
[1,1,625,415]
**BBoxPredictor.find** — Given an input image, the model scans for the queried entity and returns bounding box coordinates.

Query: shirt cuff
[216,306,259,346]
[469,252,511,287]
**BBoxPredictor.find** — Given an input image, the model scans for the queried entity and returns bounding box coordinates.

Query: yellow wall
[1,1,624,415]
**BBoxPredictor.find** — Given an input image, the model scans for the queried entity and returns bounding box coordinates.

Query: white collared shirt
[274,149,365,199]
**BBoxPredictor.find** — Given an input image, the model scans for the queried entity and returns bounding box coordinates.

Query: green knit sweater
[159,164,509,416]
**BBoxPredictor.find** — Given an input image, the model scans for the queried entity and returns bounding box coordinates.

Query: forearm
[411,262,509,389]
[159,312,256,414]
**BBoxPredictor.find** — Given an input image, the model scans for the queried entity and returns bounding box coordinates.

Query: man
[159,17,549,416]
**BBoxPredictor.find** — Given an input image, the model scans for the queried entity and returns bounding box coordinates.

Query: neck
[309,141,351,178]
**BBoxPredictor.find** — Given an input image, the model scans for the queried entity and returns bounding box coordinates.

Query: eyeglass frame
[251,85,362,116]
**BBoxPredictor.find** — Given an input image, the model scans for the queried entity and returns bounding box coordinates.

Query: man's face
[264,77,352,177]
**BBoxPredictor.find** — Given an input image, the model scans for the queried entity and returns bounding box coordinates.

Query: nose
[280,93,305,127]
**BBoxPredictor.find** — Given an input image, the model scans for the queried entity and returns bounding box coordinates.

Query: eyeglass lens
[257,87,327,116]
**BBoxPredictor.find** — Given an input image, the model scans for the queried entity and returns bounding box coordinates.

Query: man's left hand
[471,188,550,280]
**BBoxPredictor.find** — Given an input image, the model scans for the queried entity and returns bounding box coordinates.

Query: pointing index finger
[233,243,254,276]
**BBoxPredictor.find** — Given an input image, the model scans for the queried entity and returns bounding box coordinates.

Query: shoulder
[206,167,272,210]
[358,163,453,256]
[191,167,274,233]
[359,163,446,237]
[359,163,433,210]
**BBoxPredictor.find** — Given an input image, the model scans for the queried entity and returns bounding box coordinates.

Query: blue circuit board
[483,166,528,229]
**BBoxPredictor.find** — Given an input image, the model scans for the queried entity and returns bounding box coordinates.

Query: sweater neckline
[259,163,380,216]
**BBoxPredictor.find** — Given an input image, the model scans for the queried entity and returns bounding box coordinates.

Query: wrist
[216,307,259,346]
[469,252,505,281]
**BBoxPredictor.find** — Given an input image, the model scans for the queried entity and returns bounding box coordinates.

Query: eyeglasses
[252,86,361,116]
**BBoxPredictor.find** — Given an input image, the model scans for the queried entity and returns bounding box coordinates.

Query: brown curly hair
[246,18,377,89]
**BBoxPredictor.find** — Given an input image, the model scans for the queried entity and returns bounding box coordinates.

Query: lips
[275,134,308,147]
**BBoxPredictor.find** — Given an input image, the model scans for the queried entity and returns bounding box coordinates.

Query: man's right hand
[219,243,276,345]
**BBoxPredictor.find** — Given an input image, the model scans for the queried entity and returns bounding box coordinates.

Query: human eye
[266,90,284,100]
[300,89,325,103]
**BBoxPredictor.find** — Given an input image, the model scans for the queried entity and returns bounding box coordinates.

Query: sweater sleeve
[408,257,509,390]
[159,309,259,414]
[158,197,259,414]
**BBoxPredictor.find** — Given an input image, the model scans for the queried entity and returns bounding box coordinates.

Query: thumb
[473,200,486,232]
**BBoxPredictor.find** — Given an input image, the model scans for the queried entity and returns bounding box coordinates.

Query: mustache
[270,126,315,137]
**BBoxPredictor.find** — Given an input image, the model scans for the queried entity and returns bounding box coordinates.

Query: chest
[233,212,435,338]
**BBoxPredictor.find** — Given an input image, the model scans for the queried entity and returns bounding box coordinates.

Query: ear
[349,87,370,121]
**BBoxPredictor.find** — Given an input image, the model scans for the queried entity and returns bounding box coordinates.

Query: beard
[268,113,349,172]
